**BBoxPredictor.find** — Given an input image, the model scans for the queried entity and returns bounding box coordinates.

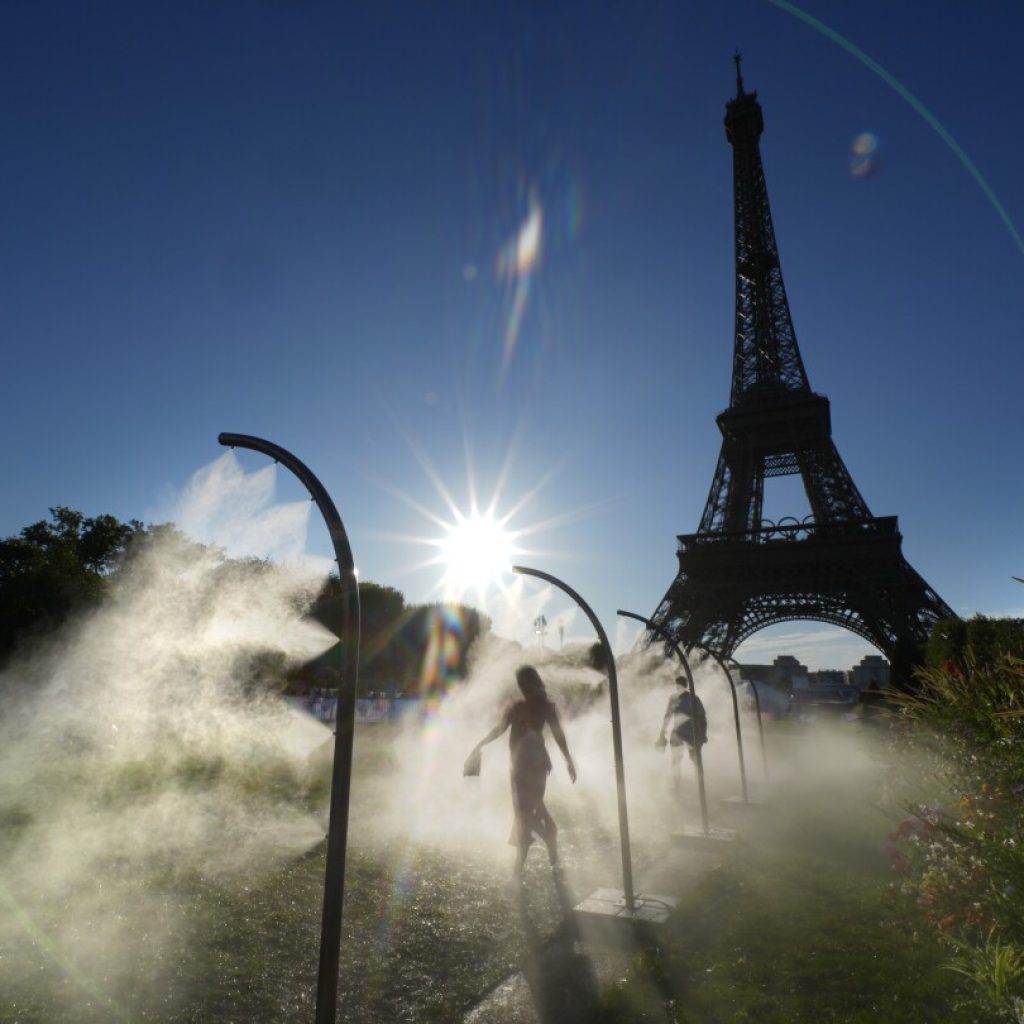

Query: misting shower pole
[513,566,635,911]
[691,643,748,803]
[218,433,360,1024]
[729,656,769,781]
[616,610,709,835]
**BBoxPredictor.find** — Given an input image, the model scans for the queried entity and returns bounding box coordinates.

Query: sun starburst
[436,508,519,603]
[366,421,614,623]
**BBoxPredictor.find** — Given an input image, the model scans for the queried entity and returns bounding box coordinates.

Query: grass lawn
[595,724,990,1023]
[0,720,575,1023]
[0,716,994,1023]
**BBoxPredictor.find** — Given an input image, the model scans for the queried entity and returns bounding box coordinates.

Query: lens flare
[852,132,877,156]
[497,188,544,376]
[497,190,543,280]
[850,131,880,177]
[768,0,1024,256]
[416,604,469,714]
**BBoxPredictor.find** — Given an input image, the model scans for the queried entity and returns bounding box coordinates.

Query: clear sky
[3,1,1022,670]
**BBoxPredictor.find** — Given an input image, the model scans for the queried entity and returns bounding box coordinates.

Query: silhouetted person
[859,678,892,731]
[466,665,576,879]
[655,675,707,791]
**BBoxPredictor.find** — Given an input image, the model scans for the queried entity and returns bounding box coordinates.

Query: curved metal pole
[219,433,360,1024]
[728,656,769,783]
[691,644,748,803]
[514,567,635,910]
[617,610,709,836]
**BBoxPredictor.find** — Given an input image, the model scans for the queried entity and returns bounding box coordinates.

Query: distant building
[732,663,772,687]
[735,656,866,716]
[733,655,808,694]
[850,654,890,691]
[810,669,847,687]
[771,655,809,691]
[797,669,857,707]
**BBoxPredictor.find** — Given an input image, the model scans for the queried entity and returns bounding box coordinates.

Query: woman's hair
[515,665,546,700]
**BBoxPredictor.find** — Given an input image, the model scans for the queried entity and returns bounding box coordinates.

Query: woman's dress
[506,699,557,847]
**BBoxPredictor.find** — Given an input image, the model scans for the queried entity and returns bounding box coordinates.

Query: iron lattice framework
[650,59,954,667]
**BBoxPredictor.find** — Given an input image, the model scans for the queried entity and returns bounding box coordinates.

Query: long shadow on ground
[516,870,601,1024]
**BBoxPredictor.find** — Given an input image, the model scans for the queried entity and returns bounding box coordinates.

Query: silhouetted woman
[466,665,576,878]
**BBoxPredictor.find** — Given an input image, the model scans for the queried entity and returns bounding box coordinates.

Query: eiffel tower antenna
[649,61,955,681]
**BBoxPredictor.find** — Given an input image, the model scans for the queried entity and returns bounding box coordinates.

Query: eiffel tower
[650,58,954,676]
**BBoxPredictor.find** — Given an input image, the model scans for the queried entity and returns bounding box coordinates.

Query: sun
[376,430,592,609]
[438,510,518,601]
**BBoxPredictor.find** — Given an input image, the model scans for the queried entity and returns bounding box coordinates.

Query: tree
[306,578,409,691]
[402,601,490,699]
[0,508,492,699]
[0,506,143,663]
[304,576,490,696]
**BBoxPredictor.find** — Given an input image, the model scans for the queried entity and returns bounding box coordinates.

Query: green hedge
[927,615,1024,672]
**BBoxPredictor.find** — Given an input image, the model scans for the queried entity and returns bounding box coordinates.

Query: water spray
[728,655,769,783]
[512,567,677,927]
[690,643,749,803]
[616,610,710,835]
[514,566,635,910]
[217,433,360,1024]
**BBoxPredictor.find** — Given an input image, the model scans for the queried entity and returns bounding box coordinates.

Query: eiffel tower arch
[650,59,954,676]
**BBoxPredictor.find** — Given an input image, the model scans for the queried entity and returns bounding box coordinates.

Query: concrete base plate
[670,824,737,845]
[720,793,770,808]
[574,888,677,927]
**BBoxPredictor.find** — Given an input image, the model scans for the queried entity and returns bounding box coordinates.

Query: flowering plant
[886,655,1024,1018]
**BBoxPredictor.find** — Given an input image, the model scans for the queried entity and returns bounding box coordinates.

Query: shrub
[890,655,1024,1019]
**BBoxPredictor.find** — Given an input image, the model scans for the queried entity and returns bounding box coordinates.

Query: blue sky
[3,1,1022,670]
